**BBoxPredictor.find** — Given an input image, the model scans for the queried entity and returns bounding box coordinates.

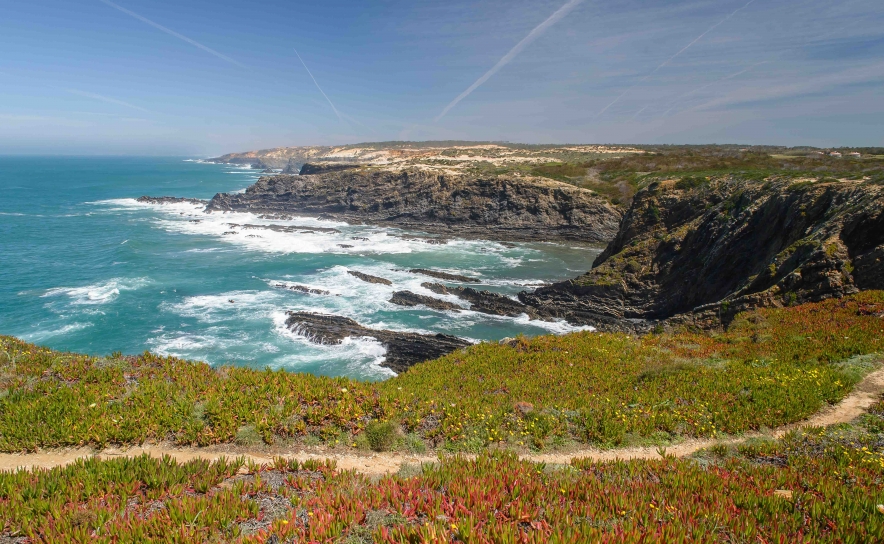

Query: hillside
[522,176,884,329]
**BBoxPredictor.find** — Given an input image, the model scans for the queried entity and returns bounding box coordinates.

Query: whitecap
[42,277,151,305]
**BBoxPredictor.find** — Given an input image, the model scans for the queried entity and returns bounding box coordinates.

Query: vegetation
[3,417,884,542]
[1,292,883,455]
[525,147,884,206]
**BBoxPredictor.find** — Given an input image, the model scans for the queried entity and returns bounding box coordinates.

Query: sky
[1,0,883,155]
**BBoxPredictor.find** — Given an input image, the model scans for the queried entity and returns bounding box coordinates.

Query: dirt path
[3,366,882,476]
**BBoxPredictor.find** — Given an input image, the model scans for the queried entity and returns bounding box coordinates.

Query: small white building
[829,151,842,157]
[848,152,861,157]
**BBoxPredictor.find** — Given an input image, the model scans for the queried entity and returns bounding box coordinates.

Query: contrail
[97,0,245,68]
[66,89,151,113]
[294,48,344,124]
[596,0,757,118]
[435,0,584,122]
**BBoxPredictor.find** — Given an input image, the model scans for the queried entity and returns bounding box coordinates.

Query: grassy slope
[2,293,884,541]
[1,292,883,454]
[3,407,884,542]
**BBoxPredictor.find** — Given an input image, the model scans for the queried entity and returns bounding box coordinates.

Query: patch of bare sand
[2,366,881,475]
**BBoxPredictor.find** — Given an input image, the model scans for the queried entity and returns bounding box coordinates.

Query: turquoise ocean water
[0,157,598,380]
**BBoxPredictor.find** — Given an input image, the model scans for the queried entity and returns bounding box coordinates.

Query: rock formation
[205,168,622,243]
[520,177,884,328]
[423,283,534,318]
[285,312,471,373]
[136,196,207,206]
[409,269,479,283]
[389,291,463,312]
[347,271,393,285]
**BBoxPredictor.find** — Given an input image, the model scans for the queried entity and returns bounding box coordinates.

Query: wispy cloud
[294,49,344,124]
[435,0,585,122]
[596,0,757,118]
[688,61,884,112]
[66,89,151,113]
[97,0,245,68]
[658,61,767,117]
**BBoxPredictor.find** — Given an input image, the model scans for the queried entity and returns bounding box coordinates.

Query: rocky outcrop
[226,223,340,234]
[285,312,471,373]
[409,269,479,283]
[347,271,392,285]
[520,177,884,328]
[390,291,463,312]
[423,283,534,318]
[273,283,331,296]
[298,163,364,176]
[205,168,622,243]
[137,196,207,206]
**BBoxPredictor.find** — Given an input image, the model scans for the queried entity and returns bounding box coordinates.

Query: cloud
[97,0,245,68]
[294,49,344,124]
[689,61,884,112]
[435,0,585,121]
[66,89,152,113]
[596,0,757,118]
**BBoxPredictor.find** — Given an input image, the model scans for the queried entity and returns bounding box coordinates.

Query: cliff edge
[205,167,622,243]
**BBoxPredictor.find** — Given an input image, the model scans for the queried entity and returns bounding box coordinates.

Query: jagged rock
[284,312,471,373]
[137,196,207,206]
[337,244,354,249]
[520,177,884,328]
[421,283,534,317]
[409,269,479,283]
[348,271,392,285]
[389,291,463,312]
[226,223,340,234]
[273,283,330,296]
[204,168,622,243]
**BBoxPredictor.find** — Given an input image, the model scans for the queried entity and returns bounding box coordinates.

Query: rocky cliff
[205,168,622,243]
[520,177,884,327]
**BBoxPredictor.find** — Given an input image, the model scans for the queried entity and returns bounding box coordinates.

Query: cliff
[205,168,622,243]
[520,177,884,327]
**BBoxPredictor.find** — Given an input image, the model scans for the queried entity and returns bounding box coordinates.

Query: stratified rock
[273,283,330,295]
[409,269,479,283]
[390,291,463,312]
[137,196,207,206]
[520,177,884,328]
[284,312,470,373]
[348,271,393,285]
[421,283,534,318]
[204,168,622,243]
[226,223,340,234]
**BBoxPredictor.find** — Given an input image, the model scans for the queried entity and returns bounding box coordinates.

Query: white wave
[24,322,93,342]
[270,311,395,379]
[42,277,150,305]
[161,290,283,324]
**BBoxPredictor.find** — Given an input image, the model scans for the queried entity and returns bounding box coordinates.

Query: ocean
[0,157,599,380]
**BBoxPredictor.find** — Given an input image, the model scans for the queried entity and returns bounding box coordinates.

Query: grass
[3,417,883,542]
[1,292,883,454]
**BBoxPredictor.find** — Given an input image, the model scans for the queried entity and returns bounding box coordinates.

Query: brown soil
[2,366,881,476]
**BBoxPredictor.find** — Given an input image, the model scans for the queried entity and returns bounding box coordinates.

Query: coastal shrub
[1,293,883,453]
[674,175,707,190]
[364,421,398,452]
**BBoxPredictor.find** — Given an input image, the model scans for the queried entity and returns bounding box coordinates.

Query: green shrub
[364,421,398,452]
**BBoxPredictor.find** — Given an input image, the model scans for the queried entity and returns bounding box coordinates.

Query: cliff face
[205,168,622,243]
[521,177,884,325]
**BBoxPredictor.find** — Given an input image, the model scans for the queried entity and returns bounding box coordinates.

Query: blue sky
[1,0,883,154]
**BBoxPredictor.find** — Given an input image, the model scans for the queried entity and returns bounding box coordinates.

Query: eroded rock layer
[205,169,622,243]
[520,178,884,328]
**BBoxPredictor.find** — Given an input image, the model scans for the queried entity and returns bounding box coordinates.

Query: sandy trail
[2,366,882,476]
